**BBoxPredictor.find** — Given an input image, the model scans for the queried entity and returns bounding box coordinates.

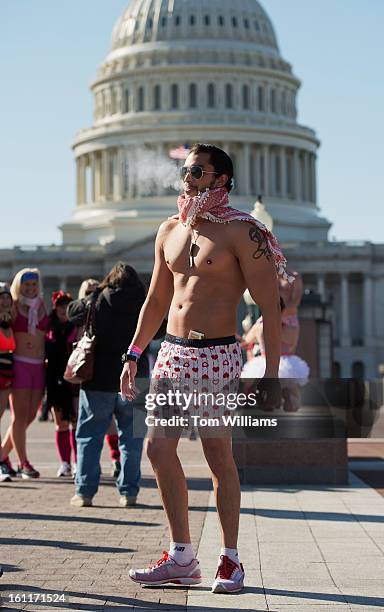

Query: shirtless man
[120,144,286,593]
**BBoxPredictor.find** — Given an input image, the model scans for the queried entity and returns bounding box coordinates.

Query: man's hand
[257,377,282,411]
[120,361,138,401]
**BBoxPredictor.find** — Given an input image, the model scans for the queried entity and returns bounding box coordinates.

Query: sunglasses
[180,165,219,180]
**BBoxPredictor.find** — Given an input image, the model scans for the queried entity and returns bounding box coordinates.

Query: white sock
[169,541,195,565]
[220,547,239,565]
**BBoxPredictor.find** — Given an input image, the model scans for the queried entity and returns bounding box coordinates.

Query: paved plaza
[1,412,384,611]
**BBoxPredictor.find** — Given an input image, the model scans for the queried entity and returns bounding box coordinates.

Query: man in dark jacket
[68,262,149,507]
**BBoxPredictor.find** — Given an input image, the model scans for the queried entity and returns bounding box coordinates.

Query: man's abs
[167,283,242,338]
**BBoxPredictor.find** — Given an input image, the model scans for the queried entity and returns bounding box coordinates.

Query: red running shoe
[211,554,245,594]
[129,551,201,586]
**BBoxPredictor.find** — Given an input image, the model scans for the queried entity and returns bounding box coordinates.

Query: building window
[332,361,341,378]
[147,17,153,29]
[218,16,225,26]
[254,20,260,31]
[244,18,250,29]
[123,89,130,113]
[137,86,144,112]
[190,15,195,25]
[175,15,181,26]
[171,84,179,109]
[271,88,277,113]
[257,85,265,111]
[242,84,250,109]
[225,84,233,109]
[161,16,167,27]
[232,17,238,27]
[352,361,365,379]
[153,84,161,110]
[189,83,197,108]
[204,15,210,26]
[207,83,215,108]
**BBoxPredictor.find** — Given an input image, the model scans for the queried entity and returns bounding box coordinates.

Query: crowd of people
[0,264,151,507]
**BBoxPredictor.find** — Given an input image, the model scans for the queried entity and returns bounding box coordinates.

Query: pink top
[13,311,49,334]
[0,329,16,352]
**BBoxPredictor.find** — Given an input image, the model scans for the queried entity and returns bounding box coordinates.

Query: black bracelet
[121,353,139,364]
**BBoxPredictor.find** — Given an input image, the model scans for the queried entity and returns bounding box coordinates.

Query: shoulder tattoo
[249,226,272,261]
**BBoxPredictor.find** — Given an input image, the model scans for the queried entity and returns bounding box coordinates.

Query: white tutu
[241,354,310,386]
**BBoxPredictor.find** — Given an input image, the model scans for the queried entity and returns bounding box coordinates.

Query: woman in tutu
[241,296,309,411]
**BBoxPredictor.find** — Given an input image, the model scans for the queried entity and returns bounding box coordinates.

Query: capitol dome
[61,0,331,246]
[110,0,279,51]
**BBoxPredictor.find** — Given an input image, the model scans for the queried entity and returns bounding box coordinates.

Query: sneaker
[57,462,72,477]
[111,459,121,478]
[2,457,17,478]
[18,461,40,479]
[211,555,245,594]
[71,463,77,478]
[70,494,93,507]
[119,495,137,507]
[0,462,12,482]
[129,551,202,586]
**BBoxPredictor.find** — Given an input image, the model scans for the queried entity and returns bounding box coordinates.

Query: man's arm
[233,223,281,377]
[129,221,174,351]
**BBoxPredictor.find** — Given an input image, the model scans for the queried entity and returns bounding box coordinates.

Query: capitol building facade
[1,0,383,378]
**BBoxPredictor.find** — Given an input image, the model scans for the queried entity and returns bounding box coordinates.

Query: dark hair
[190,143,234,192]
[99,261,145,294]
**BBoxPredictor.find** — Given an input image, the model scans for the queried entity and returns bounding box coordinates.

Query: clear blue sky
[1,1,383,248]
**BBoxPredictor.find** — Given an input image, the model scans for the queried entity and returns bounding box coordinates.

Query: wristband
[128,343,143,357]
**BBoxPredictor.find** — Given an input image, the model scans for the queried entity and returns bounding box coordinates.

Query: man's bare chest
[163,223,235,275]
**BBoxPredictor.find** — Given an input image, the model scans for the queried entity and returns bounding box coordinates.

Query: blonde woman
[1,268,48,478]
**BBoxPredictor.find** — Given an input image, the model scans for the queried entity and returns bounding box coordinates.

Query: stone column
[317,274,326,301]
[363,275,373,344]
[101,149,109,200]
[254,147,260,195]
[303,151,310,201]
[262,144,270,196]
[127,148,135,199]
[89,152,96,203]
[243,143,251,196]
[293,148,300,201]
[280,146,286,197]
[311,154,317,203]
[80,156,87,204]
[94,152,101,201]
[223,142,231,156]
[76,157,81,206]
[340,274,350,347]
[113,148,122,201]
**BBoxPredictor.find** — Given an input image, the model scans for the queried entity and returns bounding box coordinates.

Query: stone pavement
[1,412,384,611]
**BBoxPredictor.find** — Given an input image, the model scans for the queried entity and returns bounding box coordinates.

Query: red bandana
[173,187,292,282]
